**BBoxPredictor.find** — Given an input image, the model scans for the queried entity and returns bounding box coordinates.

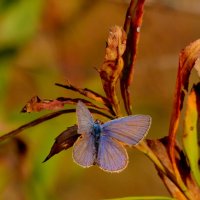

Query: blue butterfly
[73,101,151,173]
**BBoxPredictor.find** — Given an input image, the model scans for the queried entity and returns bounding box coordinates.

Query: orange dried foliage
[168,39,200,183]
[121,0,145,114]
[147,138,200,199]
[21,96,108,113]
[98,26,127,116]
[21,96,64,112]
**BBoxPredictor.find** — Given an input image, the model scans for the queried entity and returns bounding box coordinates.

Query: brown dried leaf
[43,125,79,162]
[21,96,109,113]
[158,172,188,200]
[168,39,200,181]
[98,26,127,116]
[147,137,188,178]
[185,173,200,200]
[21,96,64,112]
[146,138,174,176]
[120,0,146,114]
[161,172,200,200]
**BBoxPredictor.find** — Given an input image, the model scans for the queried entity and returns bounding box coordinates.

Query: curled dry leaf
[98,26,127,116]
[21,96,64,112]
[21,96,108,113]
[43,125,79,162]
[121,0,146,115]
[168,39,200,182]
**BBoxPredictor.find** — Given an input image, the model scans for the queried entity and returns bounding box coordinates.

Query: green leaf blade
[183,86,200,186]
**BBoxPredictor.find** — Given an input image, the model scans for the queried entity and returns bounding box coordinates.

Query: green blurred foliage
[0,0,43,49]
[0,0,200,199]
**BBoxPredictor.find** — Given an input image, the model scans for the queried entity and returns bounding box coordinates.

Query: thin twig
[0,108,113,143]
[136,141,191,200]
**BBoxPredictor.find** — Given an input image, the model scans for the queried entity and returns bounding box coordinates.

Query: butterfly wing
[76,101,94,135]
[96,135,128,172]
[72,134,96,167]
[102,115,151,146]
[73,101,96,167]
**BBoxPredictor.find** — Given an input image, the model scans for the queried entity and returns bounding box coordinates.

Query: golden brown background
[0,0,200,199]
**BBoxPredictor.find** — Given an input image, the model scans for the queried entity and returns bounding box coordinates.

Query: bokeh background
[0,0,200,199]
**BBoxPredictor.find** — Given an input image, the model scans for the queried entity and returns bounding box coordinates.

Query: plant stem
[0,108,113,143]
[135,141,193,200]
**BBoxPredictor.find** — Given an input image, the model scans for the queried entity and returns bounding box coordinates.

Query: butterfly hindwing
[96,135,128,172]
[72,134,96,168]
[102,115,151,146]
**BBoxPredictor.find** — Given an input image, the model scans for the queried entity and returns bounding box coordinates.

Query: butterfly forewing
[73,135,96,168]
[102,115,151,146]
[96,136,128,172]
[76,101,94,135]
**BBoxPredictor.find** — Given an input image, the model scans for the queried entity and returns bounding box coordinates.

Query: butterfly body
[92,121,102,160]
[73,101,151,173]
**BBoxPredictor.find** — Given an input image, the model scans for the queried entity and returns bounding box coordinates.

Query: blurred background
[0,0,200,199]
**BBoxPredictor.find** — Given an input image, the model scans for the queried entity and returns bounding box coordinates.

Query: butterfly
[72,101,152,173]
